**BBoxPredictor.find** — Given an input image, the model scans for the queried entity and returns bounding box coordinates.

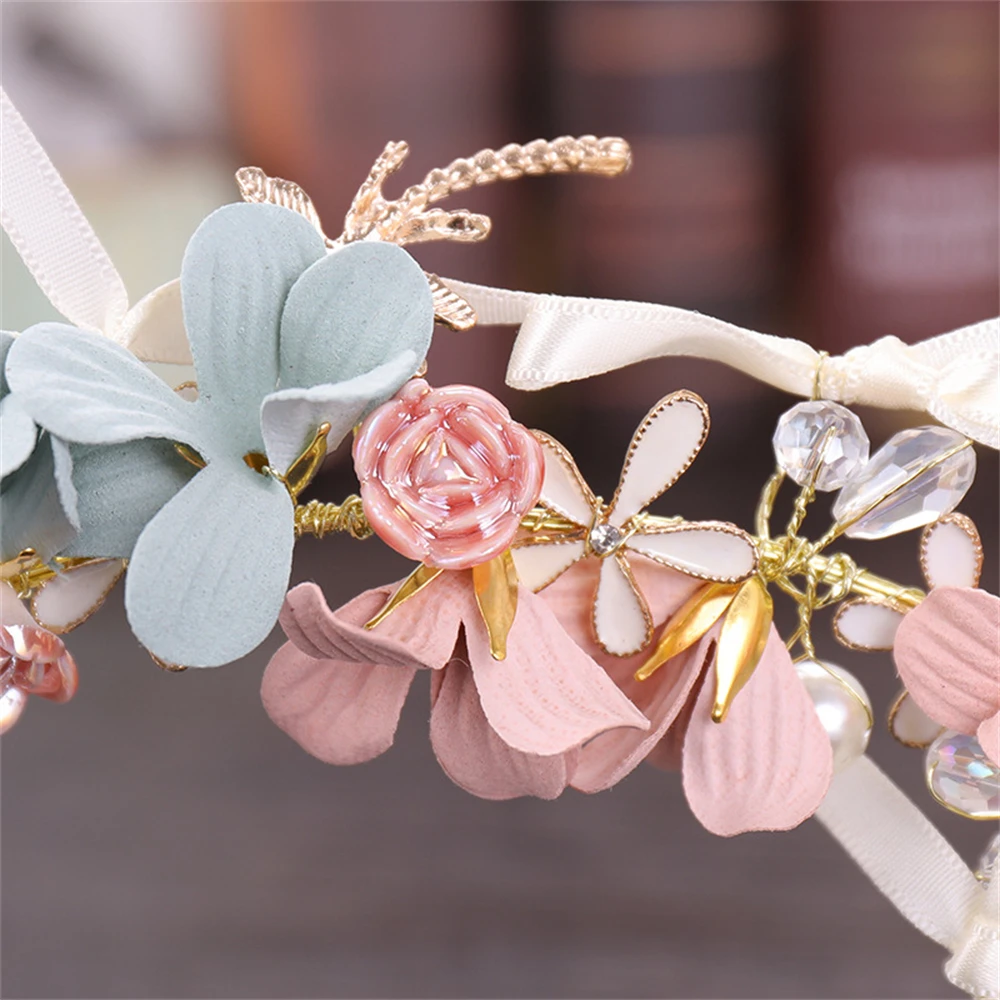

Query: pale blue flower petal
[260,350,418,474]
[0,393,38,478]
[6,323,206,451]
[180,203,326,454]
[279,242,433,390]
[1,330,16,396]
[125,459,294,667]
[0,436,78,562]
[62,439,198,559]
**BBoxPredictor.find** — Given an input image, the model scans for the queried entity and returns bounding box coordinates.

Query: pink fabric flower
[262,572,650,800]
[541,557,834,836]
[894,586,1000,764]
[353,380,543,570]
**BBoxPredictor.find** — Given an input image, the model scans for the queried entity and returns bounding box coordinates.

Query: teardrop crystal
[926,730,999,820]
[772,401,869,491]
[832,426,975,539]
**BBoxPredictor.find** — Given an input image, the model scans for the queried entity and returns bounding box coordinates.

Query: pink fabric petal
[464,584,650,757]
[262,642,417,764]
[429,661,575,800]
[540,557,708,792]
[280,575,473,671]
[978,712,1000,765]
[894,587,1000,735]
[682,627,833,836]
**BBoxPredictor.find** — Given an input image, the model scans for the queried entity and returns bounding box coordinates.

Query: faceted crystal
[588,523,624,556]
[832,426,976,540]
[773,401,870,491]
[926,731,999,820]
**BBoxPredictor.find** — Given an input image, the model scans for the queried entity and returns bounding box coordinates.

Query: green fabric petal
[260,349,418,474]
[0,436,78,562]
[180,203,326,455]
[62,439,198,559]
[6,323,206,451]
[0,393,38,478]
[125,459,294,667]
[279,242,433,390]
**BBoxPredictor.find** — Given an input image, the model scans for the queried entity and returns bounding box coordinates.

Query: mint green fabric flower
[6,203,434,667]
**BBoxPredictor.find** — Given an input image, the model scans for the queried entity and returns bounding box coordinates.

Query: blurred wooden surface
[4,411,995,1000]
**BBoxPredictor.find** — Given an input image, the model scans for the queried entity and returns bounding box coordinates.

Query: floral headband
[1,88,998,998]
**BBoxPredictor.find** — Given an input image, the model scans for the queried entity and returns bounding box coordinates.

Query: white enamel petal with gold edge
[592,555,653,656]
[627,521,757,582]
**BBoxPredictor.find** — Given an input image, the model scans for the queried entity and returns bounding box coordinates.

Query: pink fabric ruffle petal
[977,712,1000,766]
[429,661,576,800]
[262,642,417,765]
[464,584,650,757]
[681,627,833,837]
[280,576,472,671]
[894,587,1000,735]
[540,557,708,792]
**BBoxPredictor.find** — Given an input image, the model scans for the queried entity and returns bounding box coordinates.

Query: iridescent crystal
[832,426,976,540]
[926,731,1000,820]
[772,401,869,491]
[588,523,624,556]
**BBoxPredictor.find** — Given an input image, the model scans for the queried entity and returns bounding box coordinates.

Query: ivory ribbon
[444,279,1000,451]
[816,756,998,999]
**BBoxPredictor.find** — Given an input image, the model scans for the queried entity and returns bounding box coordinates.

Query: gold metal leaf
[634,582,739,682]
[364,563,444,630]
[235,166,325,236]
[472,549,519,661]
[712,576,773,723]
[427,274,477,331]
[283,422,331,501]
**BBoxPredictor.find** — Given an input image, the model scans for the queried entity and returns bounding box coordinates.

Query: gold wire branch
[294,497,373,540]
[332,136,633,249]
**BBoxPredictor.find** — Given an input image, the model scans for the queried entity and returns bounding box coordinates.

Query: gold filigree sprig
[236,135,631,330]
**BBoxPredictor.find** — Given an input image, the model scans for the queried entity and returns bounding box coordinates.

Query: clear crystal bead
[773,401,870,492]
[926,731,999,820]
[588,523,624,556]
[832,426,976,539]
[977,832,1000,884]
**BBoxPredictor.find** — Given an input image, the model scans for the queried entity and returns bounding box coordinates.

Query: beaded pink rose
[0,624,79,733]
[353,380,544,570]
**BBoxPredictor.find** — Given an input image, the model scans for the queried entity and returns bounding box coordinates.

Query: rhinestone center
[588,522,624,557]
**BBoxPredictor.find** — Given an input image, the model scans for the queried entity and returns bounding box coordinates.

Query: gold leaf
[283,422,331,501]
[712,576,773,722]
[427,274,477,331]
[235,166,325,236]
[472,549,519,661]
[364,563,444,630]
[634,582,739,681]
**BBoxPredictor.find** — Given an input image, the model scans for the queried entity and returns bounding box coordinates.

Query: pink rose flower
[353,380,543,570]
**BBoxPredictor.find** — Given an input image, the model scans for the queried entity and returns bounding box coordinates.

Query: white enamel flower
[512,390,758,655]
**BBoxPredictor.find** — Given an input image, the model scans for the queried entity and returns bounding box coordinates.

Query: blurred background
[2,3,997,998]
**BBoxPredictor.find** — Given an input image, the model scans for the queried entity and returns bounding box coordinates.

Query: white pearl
[795,659,873,772]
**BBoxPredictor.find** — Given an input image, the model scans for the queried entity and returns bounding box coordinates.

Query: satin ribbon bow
[443,279,1000,450]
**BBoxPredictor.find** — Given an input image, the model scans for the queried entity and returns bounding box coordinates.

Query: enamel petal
[31,559,125,633]
[511,539,586,592]
[125,460,294,667]
[628,522,757,582]
[920,513,983,590]
[181,203,326,453]
[531,432,596,527]
[888,690,944,748]
[832,599,906,651]
[593,554,653,656]
[279,241,434,389]
[609,390,709,524]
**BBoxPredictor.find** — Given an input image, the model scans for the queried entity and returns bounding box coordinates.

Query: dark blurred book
[223,1,524,399]
[541,1,791,420]
[802,1,999,352]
